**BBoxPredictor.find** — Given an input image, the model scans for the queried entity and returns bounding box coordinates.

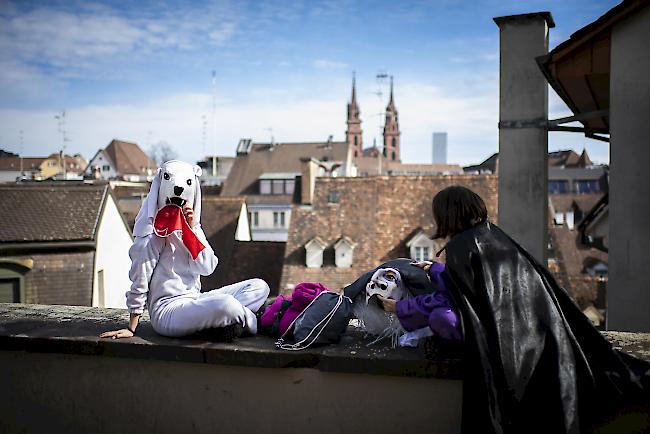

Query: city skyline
[0,0,618,165]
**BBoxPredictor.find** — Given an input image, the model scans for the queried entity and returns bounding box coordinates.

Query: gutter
[0,240,96,252]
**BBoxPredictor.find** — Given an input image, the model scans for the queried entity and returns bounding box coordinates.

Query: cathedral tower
[383,76,401,162]
[346,73,363,158]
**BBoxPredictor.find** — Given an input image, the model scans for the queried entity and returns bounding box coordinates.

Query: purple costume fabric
[396,262,461,341]
[258,282,328,337]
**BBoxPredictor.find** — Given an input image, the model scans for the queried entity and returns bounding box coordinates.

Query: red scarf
[153,205,205,260]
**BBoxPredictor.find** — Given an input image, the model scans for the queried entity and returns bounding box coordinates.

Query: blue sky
[0,0,619,165]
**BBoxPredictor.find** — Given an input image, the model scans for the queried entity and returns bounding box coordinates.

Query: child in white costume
[101,160,269,339]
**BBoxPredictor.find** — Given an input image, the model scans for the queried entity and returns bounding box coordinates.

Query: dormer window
[406,229,436,263]
[305,237,327,268]
[334,237,356,268]
[259,173,299,195]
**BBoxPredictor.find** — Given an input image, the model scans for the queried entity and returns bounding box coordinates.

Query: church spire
[346,72,362,157]
[384,75,401,161]
[387,75,395,111]
[351,72,358,108]
[383,75,400,162]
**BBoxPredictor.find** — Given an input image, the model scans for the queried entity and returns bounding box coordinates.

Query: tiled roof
[219,241,285,294]
[385,162,464,174]
[463,153,498,173]
[549,150,581,167]
[0,184,108,243]
[550,193,603,214]
[221,141,349,196]
[104,140,157,176]
[0,157,46,171]
[549,225,607,278]
[281,174,498,291]
[464,149,594,173]
[200,196,284,294]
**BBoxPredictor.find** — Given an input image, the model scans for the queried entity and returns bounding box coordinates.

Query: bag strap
[275,293,351,351]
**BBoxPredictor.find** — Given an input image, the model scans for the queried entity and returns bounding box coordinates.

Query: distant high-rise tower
[346,73,363,158]
[383,76,401,162]
[432,132,447,164]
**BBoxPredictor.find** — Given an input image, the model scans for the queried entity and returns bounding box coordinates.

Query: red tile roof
[103,140,157,176]
[0,157,46,171]
[280,175,498,291]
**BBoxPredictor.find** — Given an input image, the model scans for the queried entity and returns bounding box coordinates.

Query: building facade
[432,132,448,164]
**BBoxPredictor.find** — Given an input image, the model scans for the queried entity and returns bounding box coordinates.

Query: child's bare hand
[410,260,433,272]
[183,206,194,227]
[378,296,397,313]
[99,329,134,339]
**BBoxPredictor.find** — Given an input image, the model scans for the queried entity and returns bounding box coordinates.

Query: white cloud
[0,2,238,79]
[209,22,236,46]
[0,77,500,166]
[312,59,349,70]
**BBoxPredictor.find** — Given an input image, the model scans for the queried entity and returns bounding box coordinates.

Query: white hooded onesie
[126,160,269,337]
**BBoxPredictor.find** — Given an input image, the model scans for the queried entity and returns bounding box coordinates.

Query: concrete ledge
[2,304,650,434]
[0,303,462,379]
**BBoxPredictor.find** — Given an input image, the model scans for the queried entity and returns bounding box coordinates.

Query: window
[549,180,569,194]
[407,230,435,263]
[251,211,259,227]
[414,246,430,262]
[391,137,396,148]
[354,136,358,146]
[575,180,599,194]
[354,151,358,158]
[392,151,396,161]
[383,147,387,157]
[48,161,57,167]
[305,238,326,268]
[98,270,105,308]
[260,180,271,195]
[260,178,296,195]
[334,238,355,268]
[328,191,340,204]
[102,165,110,172]
[272,180,284,195]
[0,263,27,303]
[0,278,20,303]
[285,179,295,195]
[273,211,286,228]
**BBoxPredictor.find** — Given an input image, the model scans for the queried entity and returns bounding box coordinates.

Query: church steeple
[346,72,363,158]
[383,76,400,162]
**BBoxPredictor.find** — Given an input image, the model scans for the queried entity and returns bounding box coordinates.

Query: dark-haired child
[395,185,648,434]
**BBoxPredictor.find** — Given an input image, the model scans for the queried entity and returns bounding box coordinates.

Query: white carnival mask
[365,267,404,305]
[156,160,202,210]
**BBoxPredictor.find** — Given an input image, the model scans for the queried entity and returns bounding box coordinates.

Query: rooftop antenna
[19,129,24,178]
[375,72,390,151]
[54,110,70,178]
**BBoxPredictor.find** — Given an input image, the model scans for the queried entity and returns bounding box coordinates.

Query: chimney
[300,158,319,204]
[494,12,554,263]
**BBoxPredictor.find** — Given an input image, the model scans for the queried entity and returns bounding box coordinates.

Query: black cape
[443,221,649,434]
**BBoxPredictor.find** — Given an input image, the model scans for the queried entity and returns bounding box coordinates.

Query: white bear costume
[126,160,269,337]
